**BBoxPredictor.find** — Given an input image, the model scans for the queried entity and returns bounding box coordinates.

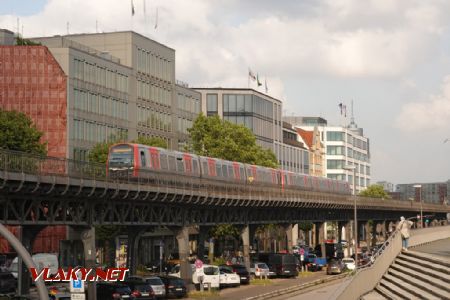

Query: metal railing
[0,149,449,212]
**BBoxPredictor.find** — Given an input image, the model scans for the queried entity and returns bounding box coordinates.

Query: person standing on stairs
[397,216,413,251]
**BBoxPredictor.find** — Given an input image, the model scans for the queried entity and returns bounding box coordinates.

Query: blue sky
[1,0,449,185]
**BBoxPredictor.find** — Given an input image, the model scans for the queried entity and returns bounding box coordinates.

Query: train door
[233,163,240,181]
[150,148,160,170]
[207,158,217,177]
[183,154,193,174]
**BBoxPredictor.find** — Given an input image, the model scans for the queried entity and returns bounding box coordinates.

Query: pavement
[411,237,450,261]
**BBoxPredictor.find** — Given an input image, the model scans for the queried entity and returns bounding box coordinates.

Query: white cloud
[396,76,450,132]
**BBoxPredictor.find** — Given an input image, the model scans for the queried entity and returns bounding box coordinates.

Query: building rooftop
[193,87,282,103]
[296,128,313,148]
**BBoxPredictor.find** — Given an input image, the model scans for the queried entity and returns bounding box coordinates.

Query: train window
[228,165,234,178]
[140,151,146,167]
[216,164,222,177]
[160,153,168,170]
[240,167,245,180]
[193,160,199,174]
[202,161,208,175]
[222,164,228,178]
[177,157,184,172]
[168,155,176,171]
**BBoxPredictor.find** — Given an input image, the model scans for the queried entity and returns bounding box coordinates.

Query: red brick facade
[0,45,67,157]
[0,46,68,255]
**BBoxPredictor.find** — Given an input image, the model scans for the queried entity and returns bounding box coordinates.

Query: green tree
[15,36,41,46]
[188,114,278,168]
[0,108,47,155]
[359,184,390,198]
[88,135,167,164]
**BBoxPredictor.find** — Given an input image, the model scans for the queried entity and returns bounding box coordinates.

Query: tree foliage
[359,184,390,198]
[88,135,167,164]
[209,224,240,239]
[298,221,314,232]
[16,36,41,46]
[0,108,47,155]
[188,114,278,168]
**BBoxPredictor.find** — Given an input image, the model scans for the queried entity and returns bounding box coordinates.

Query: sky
[1,0,449,184]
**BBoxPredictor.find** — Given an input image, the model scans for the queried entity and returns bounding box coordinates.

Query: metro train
[107,143,351,195]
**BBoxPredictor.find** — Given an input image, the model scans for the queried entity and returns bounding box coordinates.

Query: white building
[288,116,371,193]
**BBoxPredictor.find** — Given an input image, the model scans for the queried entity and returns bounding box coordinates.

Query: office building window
[327,131,344,141]
[207,94,218,115]
[327,159,345,169]
[327,146,345,155]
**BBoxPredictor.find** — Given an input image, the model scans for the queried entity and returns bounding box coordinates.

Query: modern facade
[395,180,449,204]
[376,181,395,193]
[175,82,201,150]
[280,122,310,173]
[292,116,371,193]
[195,88,309,174]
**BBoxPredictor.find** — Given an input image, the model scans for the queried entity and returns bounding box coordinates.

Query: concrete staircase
[362,251,450,300]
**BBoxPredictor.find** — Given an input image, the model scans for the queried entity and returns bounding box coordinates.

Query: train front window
[109,145,133,168]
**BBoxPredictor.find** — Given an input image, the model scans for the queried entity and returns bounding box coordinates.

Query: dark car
[306,262,322,272]
[326,259,345,275]
[0,271,16,294]
[268,254,298,277]
[158,276,187,299]
[96,282,135,300]
[126,281,156,299]
[226,265,250,284]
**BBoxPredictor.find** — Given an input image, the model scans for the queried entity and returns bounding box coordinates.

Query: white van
[10,253,58,279]
[192,265,220,290]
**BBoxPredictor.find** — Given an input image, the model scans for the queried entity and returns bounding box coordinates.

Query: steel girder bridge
[0,149,448,226]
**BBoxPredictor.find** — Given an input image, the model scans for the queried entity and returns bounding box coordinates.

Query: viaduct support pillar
[292,224,299,248]
[175,227,191,284]
[338,221,350,257]
[240,225,251,270]
[197,226,209,260]
[80,227,97,300]
[283,224,293,253]
[314,222,325,258]
[126,227,147,275]
[380,221,387,243]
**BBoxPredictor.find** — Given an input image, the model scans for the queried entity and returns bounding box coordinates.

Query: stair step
[379,277,418,300]
[397,253,450,275]
[387,269,450,299]
[404,250,450,268]
[361,290,389,300]
[383,273,436,299]
[375,285,398,300]
[394,258,450,284]
[391,263,450,292]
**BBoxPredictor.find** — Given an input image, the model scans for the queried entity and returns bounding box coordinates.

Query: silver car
[143,276,166,298]
[250,262,270,278]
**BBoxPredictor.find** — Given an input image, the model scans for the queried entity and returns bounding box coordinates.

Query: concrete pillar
[197,226,209,260]
[17,226,44,296]
[311,223,317,248]
[175,227,191,284]
[292,224,299,247]
[80,227,96,300]
[363,222,370,248]
[283,224,293,253]
[380,221,387,243]
[240,226,251,270]
[314,222,325,258]
[344,222,353,257]
[126,227,147,275]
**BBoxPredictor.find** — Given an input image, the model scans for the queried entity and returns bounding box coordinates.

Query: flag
[257,74,262,87]
[154,7,158,29]
[343,105,347,117]
[248,68,256,81]
[338,103,343,115]
[265,78,268,93]
[131,0,135,16]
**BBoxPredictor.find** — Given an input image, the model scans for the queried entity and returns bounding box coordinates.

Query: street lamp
[343,165,357,271]
[413,184,423,228]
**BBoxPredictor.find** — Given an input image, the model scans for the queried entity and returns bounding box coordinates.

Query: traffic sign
[70,278,85,293]
[71,294,86,300]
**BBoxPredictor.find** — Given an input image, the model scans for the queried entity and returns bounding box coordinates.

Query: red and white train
[107,143,351,195]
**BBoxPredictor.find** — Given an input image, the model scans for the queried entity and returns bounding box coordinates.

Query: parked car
[142,277,166,299]
[0,270,16,294]
[192,265,220,290]
[218,266,240,288]
[159,275,187,298]
[225,264,250,284]
[326,259,345,275]
[249,262,270,278]
[342,258,356,271]
[10,253,58,279]
[306,262,322,272]
[125,280,156,300]
[268,254,298,277]
[96,282,134,300]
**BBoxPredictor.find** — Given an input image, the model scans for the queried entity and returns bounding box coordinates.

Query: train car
[107,143,352,196]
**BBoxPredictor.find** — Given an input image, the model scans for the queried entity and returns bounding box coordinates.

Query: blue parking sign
[73,279,82,289]
[70,278,85,293]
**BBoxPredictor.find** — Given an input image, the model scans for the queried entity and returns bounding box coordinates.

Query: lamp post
[413,184,423,228]
[343,165,357,271]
